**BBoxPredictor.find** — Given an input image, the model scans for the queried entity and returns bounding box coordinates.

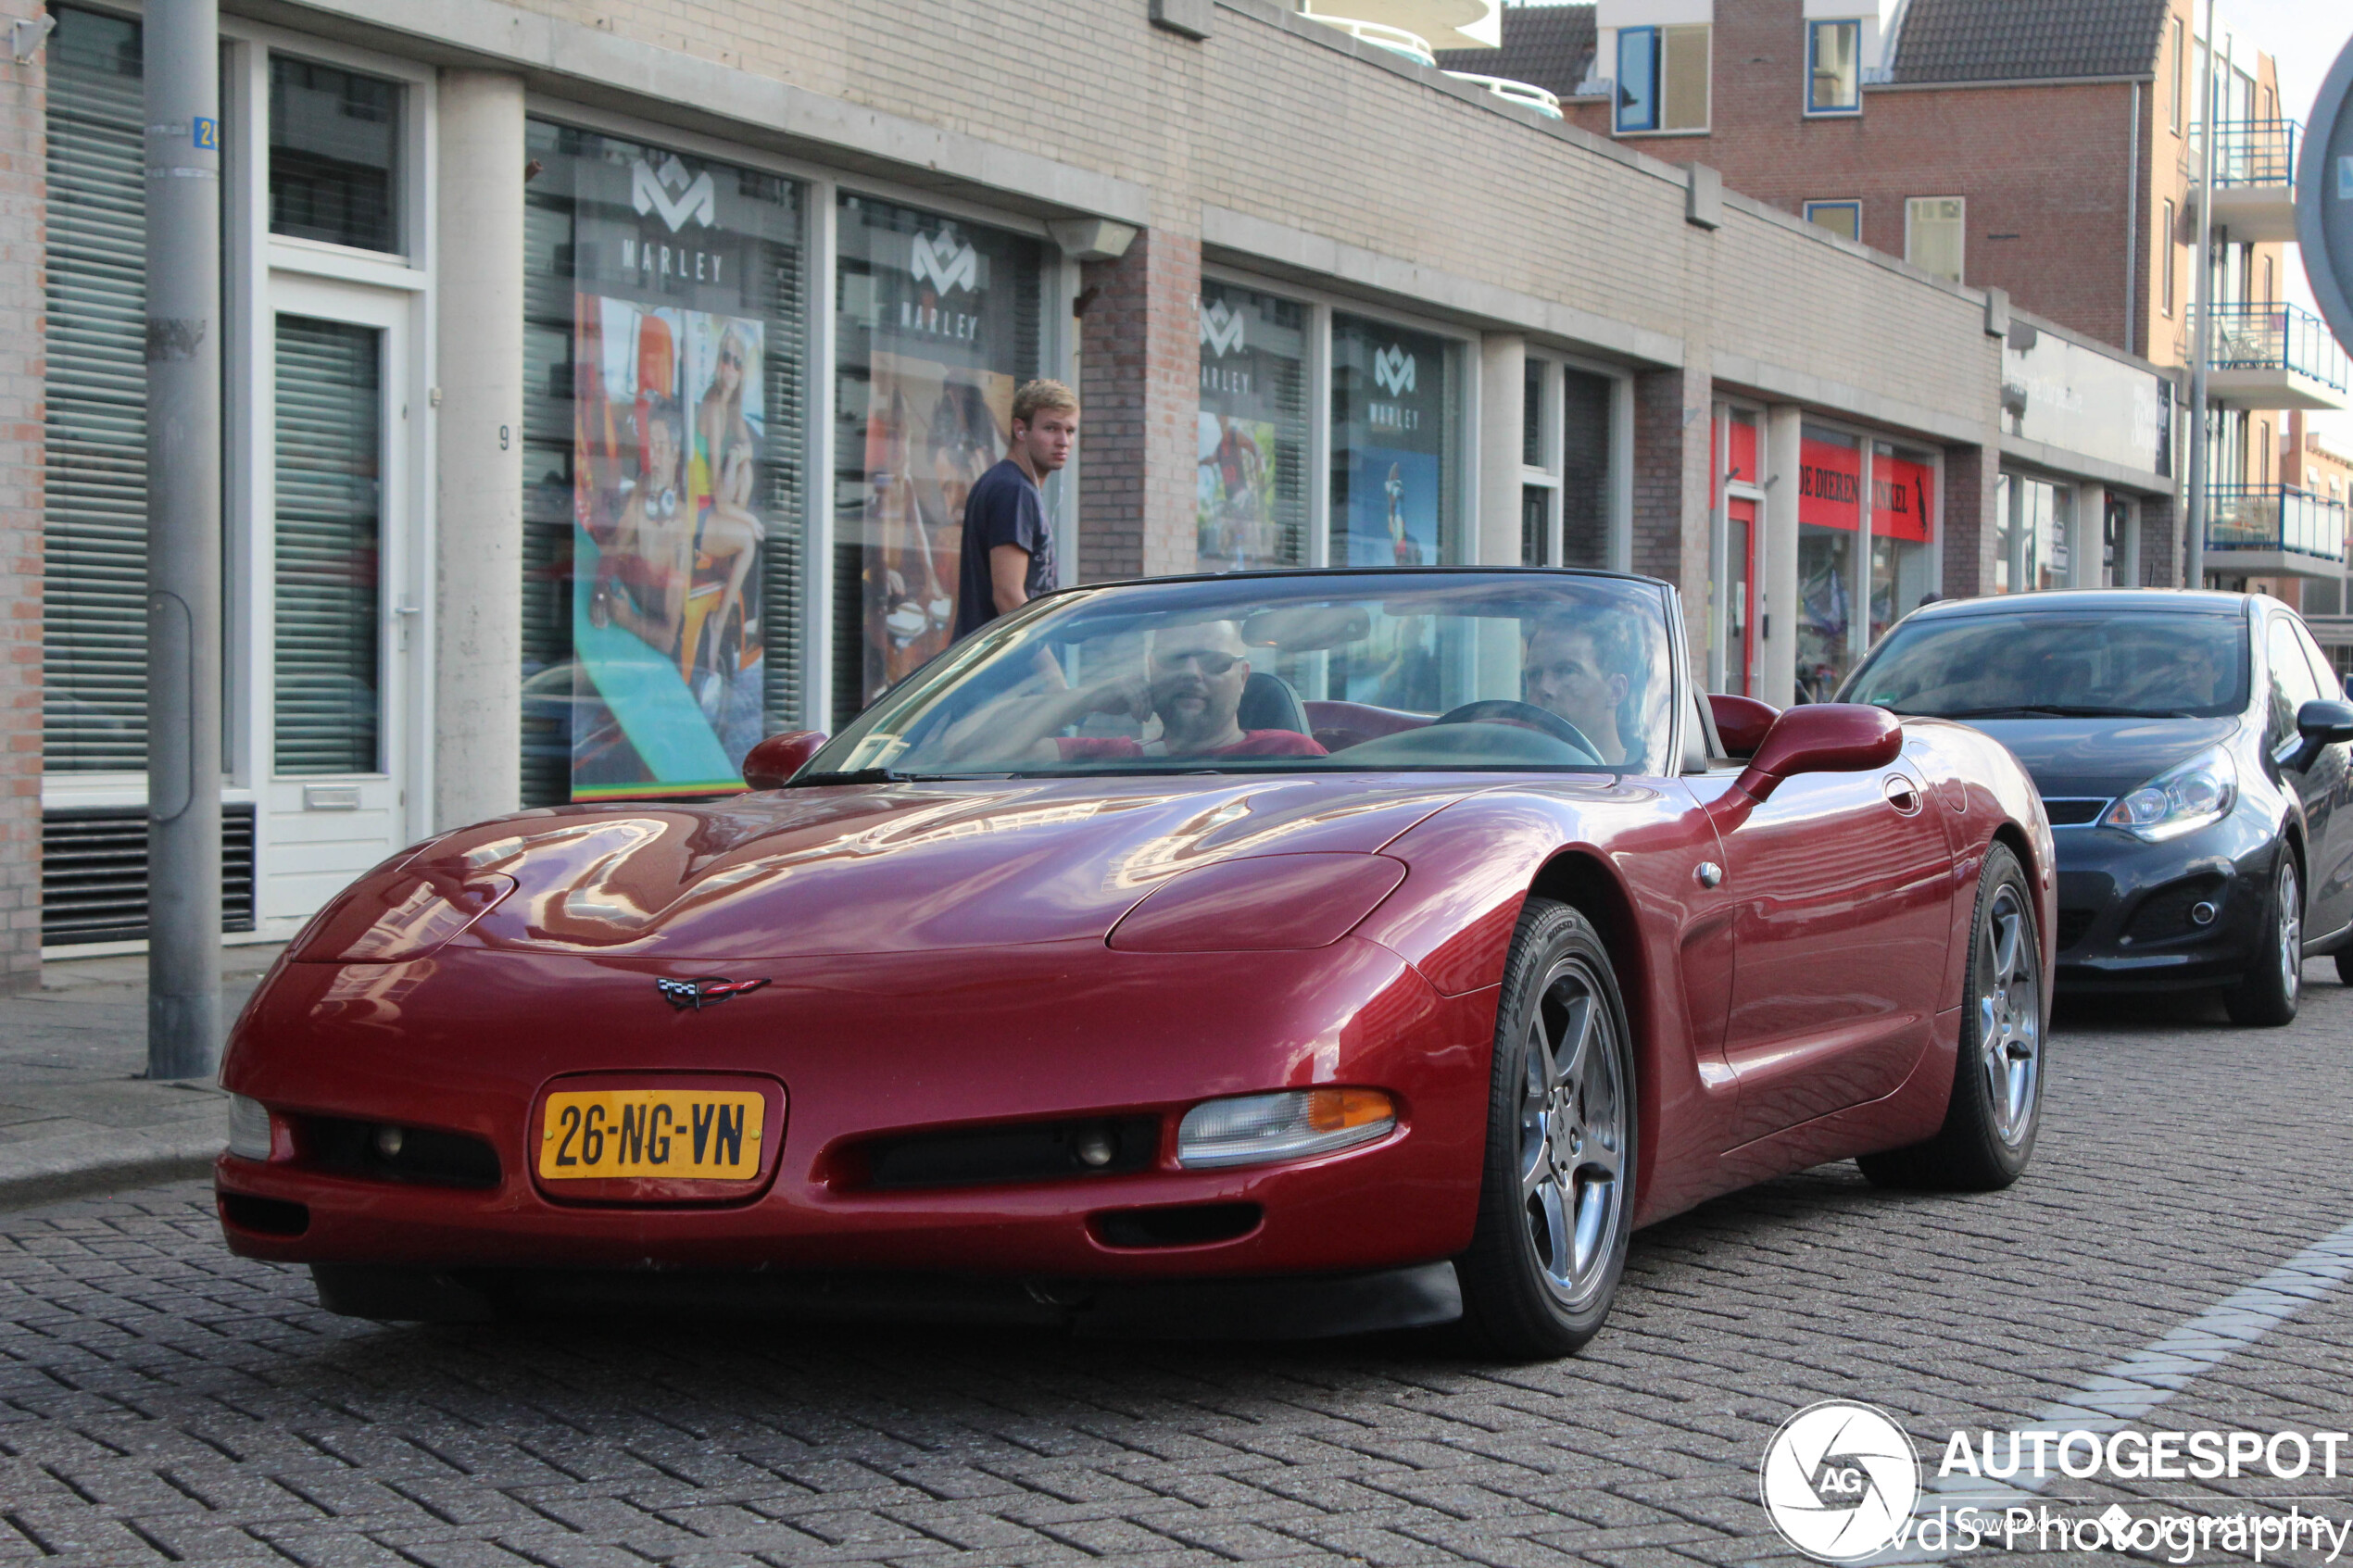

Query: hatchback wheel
[2225,853,2301,1026]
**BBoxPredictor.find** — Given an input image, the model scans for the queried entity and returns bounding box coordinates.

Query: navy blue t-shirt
[955,458,1057,638]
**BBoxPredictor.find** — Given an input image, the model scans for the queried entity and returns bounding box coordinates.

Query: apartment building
[1443,0,2351,602]
[6,0,2176,984]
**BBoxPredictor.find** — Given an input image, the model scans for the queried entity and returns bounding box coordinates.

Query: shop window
[1807,20,1861,115]
[269,56,400,254]
[1522,359,1543,469]
[1804,201,1861,242]
[2170,19,2183,132]
[1996,474,2070,594]
[1797,427,1860,702]
[1906,196,1965,284]
[1521,484,1551,567]
[1329,315,1463,569]
[1616,25,1708,133]
[518,120,809,807]
[1869,442,1936,645]
[834,196,1041,720]
[273,316,384,775]
[1196,281,1308,573]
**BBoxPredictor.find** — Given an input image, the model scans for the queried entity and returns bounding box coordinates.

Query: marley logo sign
[631,156,717,232]
[911,231,979,295]
[1374,345,1417,397]
[1200,298,1246,357]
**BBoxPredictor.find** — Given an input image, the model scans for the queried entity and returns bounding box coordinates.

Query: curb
[0,1109,225,1213]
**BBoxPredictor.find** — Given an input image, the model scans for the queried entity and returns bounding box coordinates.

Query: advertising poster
[569,293,769,799]
[1344,447,1443,568]
[860,351,1013,694]
[1196,414,1281,571]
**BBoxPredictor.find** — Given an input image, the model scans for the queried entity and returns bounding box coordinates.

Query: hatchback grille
[42,805,257,946]
[2041,797,2110,827]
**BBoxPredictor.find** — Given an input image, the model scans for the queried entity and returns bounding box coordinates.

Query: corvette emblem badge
[656,976,772,1011]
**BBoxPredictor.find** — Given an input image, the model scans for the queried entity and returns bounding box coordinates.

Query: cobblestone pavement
[3,972,2352,1566]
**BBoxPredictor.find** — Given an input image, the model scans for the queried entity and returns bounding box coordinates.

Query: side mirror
[2290,699,2353,771]
[740,731,827,790]
[1733,704,1903,803]
[1708,693,1781,759]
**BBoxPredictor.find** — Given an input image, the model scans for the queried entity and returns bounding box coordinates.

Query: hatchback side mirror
[741,731,827,790]
[1733,704,1903,804]
[2290,700,2353,772]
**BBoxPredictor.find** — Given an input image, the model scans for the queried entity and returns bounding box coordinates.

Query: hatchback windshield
[1842,611,2250,720]
[800,571,1678,780]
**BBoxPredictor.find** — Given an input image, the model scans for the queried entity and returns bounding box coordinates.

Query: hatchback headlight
[1175,1088,1395,1169]
[2102,746,2237,842]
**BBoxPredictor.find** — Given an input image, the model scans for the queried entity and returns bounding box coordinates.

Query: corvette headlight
[227,1094,276,1160]
[2102,746,2238,842]
[1176,1088,1396,1169]
[290,870,516,963]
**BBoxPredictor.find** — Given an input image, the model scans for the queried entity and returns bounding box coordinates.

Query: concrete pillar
[433,71,526,832]
[2121,495,2145,587]
[2070,482,2105,587]
[1076,227,1199,583]
[0,0,42,991]
[1477,334,1525,566]
[1758,408,1802,708]
[1940,442,2001,599]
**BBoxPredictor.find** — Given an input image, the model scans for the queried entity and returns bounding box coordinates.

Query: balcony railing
[2205,303,2353,395]
[1442,71,1564,118]
[1301,15,1437,66]
[2206,483,2349,562]
[2191,118,2300,187]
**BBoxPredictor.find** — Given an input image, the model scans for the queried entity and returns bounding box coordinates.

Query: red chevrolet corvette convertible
[218,568,2053,1357]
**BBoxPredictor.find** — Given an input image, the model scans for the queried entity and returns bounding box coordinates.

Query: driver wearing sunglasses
[986,620,1327,763]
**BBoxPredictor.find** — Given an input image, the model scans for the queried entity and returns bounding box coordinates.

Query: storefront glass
[1196,281,1308,573]
[1797,428,1861,702]
[1330,315,1462,568]
[518,120,807,806]
[834,195,1041,718]
[1996,473,2070,593]
[1869,442,1936,642]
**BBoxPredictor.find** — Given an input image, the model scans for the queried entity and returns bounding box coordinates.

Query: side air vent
[41,804,258,947]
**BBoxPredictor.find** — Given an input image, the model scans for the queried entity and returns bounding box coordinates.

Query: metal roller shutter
[43,6,149,773]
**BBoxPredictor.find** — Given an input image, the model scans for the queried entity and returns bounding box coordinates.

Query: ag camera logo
[1760,1400,1921,1562]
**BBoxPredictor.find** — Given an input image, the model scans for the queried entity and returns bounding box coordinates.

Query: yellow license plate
[538,1090,764,1180]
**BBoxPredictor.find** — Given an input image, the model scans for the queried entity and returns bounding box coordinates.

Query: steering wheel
[1432,700,1604,764]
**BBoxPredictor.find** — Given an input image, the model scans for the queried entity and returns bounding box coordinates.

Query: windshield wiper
[1931,704,2195,720]
[786,767,902,786]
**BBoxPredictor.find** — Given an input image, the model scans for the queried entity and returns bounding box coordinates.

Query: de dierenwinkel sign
[2301,32,2353,353]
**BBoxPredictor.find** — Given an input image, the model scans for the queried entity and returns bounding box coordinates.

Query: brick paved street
[2,973,2350,1567]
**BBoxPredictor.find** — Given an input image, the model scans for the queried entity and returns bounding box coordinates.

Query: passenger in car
[968,619,1327,763]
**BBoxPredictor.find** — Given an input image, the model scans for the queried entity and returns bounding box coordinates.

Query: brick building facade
[5,0,2176,982]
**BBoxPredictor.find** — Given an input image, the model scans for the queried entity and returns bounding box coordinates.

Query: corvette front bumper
[216,938,1496,1284]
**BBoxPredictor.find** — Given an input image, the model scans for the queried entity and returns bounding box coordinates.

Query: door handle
[1882,773,1922,815]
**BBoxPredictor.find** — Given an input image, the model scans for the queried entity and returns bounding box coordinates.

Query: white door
[258,277,421,931]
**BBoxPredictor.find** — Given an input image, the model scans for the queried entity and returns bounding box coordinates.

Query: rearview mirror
[741,731,827,790]
[2290,699,2353,771]
[1733,704,1903,803]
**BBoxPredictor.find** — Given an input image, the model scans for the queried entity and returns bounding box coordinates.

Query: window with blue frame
[1616,23,1709,134]
[1617,27,1658,132]
[1808,19,1861,114]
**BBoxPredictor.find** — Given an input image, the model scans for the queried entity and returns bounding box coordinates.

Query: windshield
[1841,611,2250,720]
[800,571,1678,780]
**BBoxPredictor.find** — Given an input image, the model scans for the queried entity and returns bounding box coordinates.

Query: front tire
[1455,898,1636,1360]
[1859,843,2044,1192]
[2225,852,2301,1027]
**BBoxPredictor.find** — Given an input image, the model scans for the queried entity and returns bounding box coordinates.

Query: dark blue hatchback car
[1837,590,2353,1026]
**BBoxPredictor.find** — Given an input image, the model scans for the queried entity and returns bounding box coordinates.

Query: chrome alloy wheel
[1977,884,2042,1148]
[2277,858,2302,1006]
[1517,957,1626,1309]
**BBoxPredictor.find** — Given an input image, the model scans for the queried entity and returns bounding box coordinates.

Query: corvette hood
[397,775,1473,959]
[1961,716,2239,798]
